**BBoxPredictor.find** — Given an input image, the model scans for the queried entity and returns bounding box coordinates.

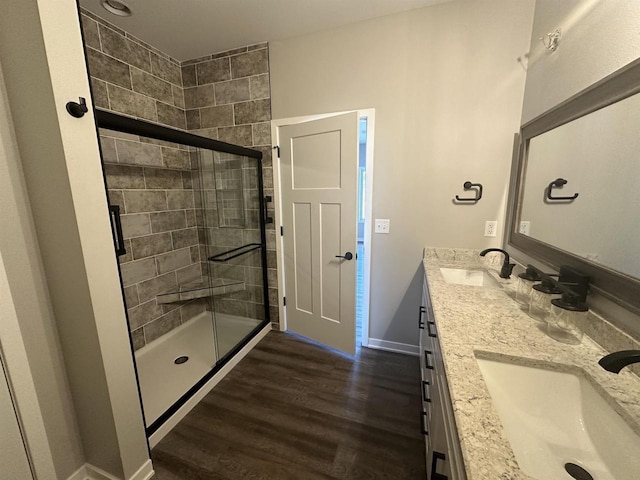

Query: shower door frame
[95,109,271,436]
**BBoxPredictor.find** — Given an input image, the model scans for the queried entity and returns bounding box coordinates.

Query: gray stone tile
[123,190,167,213]
[234,99,271,125]
[99,128,139,142]
[176,263,201,285]
[150,210,187,233]
[99,135,117,163]
[108,190,125,213]
[157,102,186,129]
[218,125,252,146]
[250,74,270,100]
[172,85,185,109]
[128,299,163,330]
[248,43,268,51]
[171,228,198,249]
[190,128,218,140]
[137,272,177,304]
[81,15,101,50]
[120,257,156,286]
[185,109,201,129]
[144,308,181,343]
[182,55,211,66]
[192,246,202,263]
[118,239,133,263]
[252,122,271,146]
[185,208,197,227]
[107,84,157,122]
[131,232,173,259]
[184,85,215,109]
[180,298,208,322]
[211,47,247,59]
[167,191,195,210]
[156,248,192,274]
[131,328,145,350]
[181,64,197,88]
[212,263,246,282]
[123,284,139,308]
[162,148,191,169]
[183,172,195,190]
[230,49,268,79]
[120,213,151,238]
[214,299,247,316]
[196,57,230,84]
[144,167,183,189]
[131,67,173,104]
[90,78,110,109]
[211,228,243,246]
[99,24,152,72]
[215,78,250,104]
[86,47,131,89]
[151,52,182,86]
[115,139,163,167]
[104,164,145,189]
[200,105,234,128]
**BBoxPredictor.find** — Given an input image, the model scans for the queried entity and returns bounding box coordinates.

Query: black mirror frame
[505,57,640,316]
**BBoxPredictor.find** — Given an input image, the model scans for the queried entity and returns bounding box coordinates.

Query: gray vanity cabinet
[419,275,466,480]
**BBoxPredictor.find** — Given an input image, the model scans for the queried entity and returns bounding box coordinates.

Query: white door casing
[279,112,359,354]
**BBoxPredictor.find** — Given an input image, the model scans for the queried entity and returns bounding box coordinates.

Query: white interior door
[280,112,358,355]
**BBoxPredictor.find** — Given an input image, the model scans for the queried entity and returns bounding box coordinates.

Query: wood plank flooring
[152,331,426,479]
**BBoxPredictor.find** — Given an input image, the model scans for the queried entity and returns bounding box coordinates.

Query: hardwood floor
[152,331,426,479]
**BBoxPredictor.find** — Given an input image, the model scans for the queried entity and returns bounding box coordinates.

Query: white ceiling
[79,0,449,61]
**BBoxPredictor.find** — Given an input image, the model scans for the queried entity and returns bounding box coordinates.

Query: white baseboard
[366,338,419,356]
[148,322,272,448]
[67,460,154,480]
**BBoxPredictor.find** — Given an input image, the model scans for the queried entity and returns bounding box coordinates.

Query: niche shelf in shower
[156,277,245,304]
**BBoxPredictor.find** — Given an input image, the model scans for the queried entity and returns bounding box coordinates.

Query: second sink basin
[476,356,640,480]
[439,267,500,288]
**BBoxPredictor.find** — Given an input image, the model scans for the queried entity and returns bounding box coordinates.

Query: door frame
[271,109,375,348]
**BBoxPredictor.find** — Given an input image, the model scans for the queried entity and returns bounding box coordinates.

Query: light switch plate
[374,219,390,234]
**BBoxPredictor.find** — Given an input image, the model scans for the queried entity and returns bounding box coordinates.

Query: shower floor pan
[135,311,262,426]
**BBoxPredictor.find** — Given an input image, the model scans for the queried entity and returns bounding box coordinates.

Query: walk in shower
[96,111,270,434]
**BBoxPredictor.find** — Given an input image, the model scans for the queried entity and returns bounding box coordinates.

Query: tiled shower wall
[181,47,279,325]
[80,10,279,348]
[80,10,203,350]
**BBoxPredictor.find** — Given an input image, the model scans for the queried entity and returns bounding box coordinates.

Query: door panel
[280,112,358,354]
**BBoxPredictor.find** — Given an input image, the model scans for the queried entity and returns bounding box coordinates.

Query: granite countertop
[422,248,640,480]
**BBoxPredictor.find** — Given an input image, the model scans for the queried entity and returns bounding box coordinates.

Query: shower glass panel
[96,114,269,435]
[197,150,267,360]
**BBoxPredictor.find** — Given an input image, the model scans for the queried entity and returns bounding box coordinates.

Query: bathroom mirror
[507,58,640,314]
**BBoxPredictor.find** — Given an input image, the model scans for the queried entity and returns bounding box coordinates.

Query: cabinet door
[426,370,449,480]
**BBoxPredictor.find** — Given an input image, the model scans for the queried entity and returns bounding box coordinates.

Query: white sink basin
[439,267,499,287]
[477,357,640,480]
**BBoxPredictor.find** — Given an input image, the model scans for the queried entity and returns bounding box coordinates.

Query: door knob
[335,252,353,260]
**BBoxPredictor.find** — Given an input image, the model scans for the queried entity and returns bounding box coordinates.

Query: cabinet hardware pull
[424,350,434,370]
[421,411,428,435]
[431,451,448,480]
[422,380,431,403]
[427,320,437,338]
[418,305,426,329]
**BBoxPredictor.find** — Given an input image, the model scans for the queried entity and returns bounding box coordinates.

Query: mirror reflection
[518,90,640,279]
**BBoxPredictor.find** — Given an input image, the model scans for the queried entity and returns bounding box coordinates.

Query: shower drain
[564,463,594,480]
[174,355,189,365]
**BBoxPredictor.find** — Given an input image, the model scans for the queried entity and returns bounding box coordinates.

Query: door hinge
[280,226,284,236]
[273,145,280,157]
[283,296,286,306]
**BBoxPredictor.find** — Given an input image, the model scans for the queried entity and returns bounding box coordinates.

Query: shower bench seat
[156,277,245,304]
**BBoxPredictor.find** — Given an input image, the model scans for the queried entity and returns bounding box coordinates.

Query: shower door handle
[263,195,273,224]
[109,205,127,257]
[335,252,353,260]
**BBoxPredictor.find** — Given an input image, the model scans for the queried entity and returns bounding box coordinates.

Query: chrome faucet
[480,248,516,279]
[598,350,640,374]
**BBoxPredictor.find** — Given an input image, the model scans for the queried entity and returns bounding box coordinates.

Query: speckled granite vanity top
[423,248,640,480]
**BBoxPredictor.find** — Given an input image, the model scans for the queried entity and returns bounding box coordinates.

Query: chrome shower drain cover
[565,463,594,480]
[174,355,189,365]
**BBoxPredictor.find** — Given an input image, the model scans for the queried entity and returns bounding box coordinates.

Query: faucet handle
[501,262,516,279]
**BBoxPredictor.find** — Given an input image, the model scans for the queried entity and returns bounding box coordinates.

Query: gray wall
[270,0,535,346]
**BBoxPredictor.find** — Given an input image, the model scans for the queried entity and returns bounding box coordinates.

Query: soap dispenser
[516,266,541,306]
[546,266,590,345]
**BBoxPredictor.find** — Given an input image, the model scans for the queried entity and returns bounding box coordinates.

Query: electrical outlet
[519,221,530,236]
[374,219,390,234]
[484,221,497,237]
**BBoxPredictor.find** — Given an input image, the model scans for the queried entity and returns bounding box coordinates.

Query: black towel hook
[547,178,579,201]
[455,181,483,202]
